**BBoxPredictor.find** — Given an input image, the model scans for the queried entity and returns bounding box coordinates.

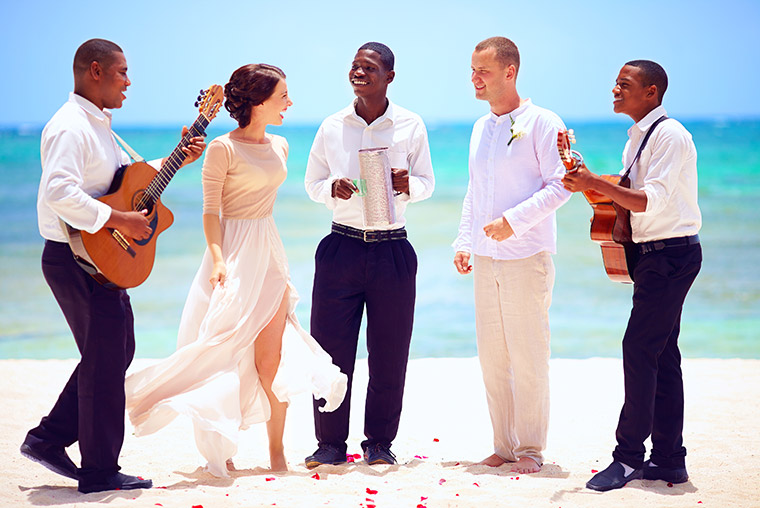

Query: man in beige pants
[453,36,570,474]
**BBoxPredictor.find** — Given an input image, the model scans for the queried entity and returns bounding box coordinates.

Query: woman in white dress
[125,64,347,477]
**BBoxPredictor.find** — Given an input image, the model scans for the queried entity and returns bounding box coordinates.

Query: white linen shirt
[453,99,571,260]
[37,92,131,242]
[624,105,701,243]
[304,100,435,231]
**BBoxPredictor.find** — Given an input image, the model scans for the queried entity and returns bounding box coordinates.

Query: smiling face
[98,51,130,110]
[253,78,292,126]
[612,65,658,122]
[349,49,394,100]
[471,47,514,105]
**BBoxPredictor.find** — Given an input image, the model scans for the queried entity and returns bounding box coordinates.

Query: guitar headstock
[195,85,224,122]
[557,129,582,172]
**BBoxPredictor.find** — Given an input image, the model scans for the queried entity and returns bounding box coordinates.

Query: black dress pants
[26,241,136,485]
[612,242,702,469]
[310,232,417,452]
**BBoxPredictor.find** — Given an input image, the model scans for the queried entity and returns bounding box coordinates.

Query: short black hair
[74,38,123,74]
[358,42,394,71]
[625,59,668,103]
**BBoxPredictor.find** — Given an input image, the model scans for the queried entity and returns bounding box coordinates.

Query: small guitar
[67,85,224,289]
[557,130,633,284]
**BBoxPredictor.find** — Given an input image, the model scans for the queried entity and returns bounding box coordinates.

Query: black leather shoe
[305,444,347,469]
[363,443,396,465]
[20,436,78,480]
[78,472,153,494]
[586,461,642,492]
[642,460,689,484]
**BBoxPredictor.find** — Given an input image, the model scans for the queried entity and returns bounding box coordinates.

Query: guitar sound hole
[132,191,155,215]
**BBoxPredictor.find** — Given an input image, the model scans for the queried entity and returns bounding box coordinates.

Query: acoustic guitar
[557,130,633,284]
[67,85,224,289]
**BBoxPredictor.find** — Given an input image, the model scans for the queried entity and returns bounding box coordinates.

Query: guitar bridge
[111,229,137,257]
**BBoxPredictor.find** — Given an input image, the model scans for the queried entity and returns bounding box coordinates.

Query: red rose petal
[420,496,428,501]
[668,482,674,487]
[417,505,426,508]
[473,482,480,487]
[155,504,163,507]
[312,473,321,480]
[192,505,203,508]
[265,477,275,481]
[591,469,599,473]
[353,453,362,459]
[347,454,355,463]
[433,438,440,442]
[439,478,447,485]
[366,488,378,495]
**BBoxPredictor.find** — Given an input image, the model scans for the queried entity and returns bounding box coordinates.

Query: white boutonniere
[507,115,526,146]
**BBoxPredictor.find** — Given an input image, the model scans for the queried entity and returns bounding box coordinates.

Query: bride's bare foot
[510,456,541,474]
[270,451,288,472]
[226,458,236,471]
[478,453,507,467]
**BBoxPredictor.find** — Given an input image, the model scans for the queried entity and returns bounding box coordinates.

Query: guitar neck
[143,116,209,201]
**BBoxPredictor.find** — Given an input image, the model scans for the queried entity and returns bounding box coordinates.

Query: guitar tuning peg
[194,101,200,107]
[199,89,204,94]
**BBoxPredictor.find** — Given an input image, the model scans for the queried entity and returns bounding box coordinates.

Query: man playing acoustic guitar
[562,60,702,492]
[23,38,205,494]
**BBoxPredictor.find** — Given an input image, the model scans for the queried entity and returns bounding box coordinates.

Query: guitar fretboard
[136,117,209,209]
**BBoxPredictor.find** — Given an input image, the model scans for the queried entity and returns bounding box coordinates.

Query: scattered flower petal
[414,455,429,459]
[312,473,321,480]
[591,469,599,473]
[439,478,447,485]
[668,482,674,488]
[366,488,378,495]
[433,438,440,442]
[473,482,480,487]
[420,496,428,501]
[265,477,276,482]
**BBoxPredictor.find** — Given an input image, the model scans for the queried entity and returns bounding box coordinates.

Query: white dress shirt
[453,99,571,260]
[37,92,131,242]
[624,105,701,243]
[305,100,435,231]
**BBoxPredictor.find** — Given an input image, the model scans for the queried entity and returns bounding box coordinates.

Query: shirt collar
[489,98,532,124]
[344,98,395,126]
[629,104,667,136]
[69,92,112,124]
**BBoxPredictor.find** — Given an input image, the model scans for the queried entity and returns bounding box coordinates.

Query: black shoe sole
[20,444,78,480]
[78,479,153,493]
[305,459,347,469]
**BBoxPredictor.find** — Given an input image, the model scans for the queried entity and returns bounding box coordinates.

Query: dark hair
[475,37,520,76]
[73,38,123,74]
[625,59,668,103]
[224,64,286,128]
[358,42,395,71]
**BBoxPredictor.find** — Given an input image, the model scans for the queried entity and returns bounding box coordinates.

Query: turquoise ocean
[1,120,758,359]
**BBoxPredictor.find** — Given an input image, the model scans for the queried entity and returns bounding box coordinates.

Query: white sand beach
[3,357,759,507]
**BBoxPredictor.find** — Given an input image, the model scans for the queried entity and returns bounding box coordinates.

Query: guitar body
[581,175,633,284]
[557,130,633,284]
[68,161,174,289]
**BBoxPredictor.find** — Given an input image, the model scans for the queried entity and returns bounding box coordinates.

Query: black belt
[637,234,700,255]
[331,222,407,242]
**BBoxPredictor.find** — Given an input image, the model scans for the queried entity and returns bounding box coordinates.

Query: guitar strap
[612,115,669,244]
[111,130,145,163]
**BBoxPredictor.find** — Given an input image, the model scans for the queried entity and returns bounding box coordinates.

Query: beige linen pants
[473,252,554,464]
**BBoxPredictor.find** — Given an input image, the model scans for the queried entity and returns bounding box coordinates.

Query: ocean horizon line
[3,115,760,134]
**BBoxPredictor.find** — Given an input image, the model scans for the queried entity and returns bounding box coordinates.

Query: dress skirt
[125,216,347,477]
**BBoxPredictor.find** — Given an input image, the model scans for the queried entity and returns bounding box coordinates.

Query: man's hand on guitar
[105,209,152,240]
[483,216,514,242]
[563,164,594,192]
[179,126,207,167]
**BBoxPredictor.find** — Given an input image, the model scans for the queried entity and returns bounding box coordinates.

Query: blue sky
[3,0,758,128]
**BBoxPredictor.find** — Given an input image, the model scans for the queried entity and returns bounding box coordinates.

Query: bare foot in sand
[510,456,541,474]
[226,458,236,471]
[478,453,507,467]
[270,451,288,472]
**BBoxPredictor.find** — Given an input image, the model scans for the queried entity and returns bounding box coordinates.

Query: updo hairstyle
[224,64,286,128]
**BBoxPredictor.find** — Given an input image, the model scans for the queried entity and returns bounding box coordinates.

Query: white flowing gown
[125,133,347,477]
